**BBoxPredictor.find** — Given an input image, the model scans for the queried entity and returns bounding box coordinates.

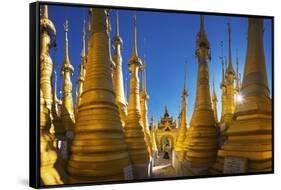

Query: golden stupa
[40,5,56,112]
[220,56,227,123]
[112,12,128,128]
[76,20,87,114]
[175,71,188,152]
[212,79,218,124]
[60,20,75,134]
[124,15,150,179]
[52,69,65,140]
[140,63,153,157]
[40,5,63,185]
[40,90,64,185]
[183,16,218,175]
[150,115,158,155]
[222,23,236,124]
[212,18,272,174]
[67,8,132,183]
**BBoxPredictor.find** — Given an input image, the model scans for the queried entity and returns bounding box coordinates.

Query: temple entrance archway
[159,133,174,152]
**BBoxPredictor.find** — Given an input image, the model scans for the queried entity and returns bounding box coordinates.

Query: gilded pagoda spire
[52,69,65,140]
[39,5,63,185]
[214,18,272,174]
[52,69,59,117]
[226,23,235,76]
[140,62,152,157]
[40,4,56,111]
[76,20,87,113]
[124,15,149,179]
[224,23,236,122]
[61,19,75,131]
[150,115,158,154]
[128,15,142,65]
[112,11,128,127]
[183,15,218,174]
[235,50,241,98]
[220,41,227,123]
[175,68,188,152]
[67,9,132,182]
[212,76,218,123]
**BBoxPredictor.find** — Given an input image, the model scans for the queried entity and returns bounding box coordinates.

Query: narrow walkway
[152,151,176,178]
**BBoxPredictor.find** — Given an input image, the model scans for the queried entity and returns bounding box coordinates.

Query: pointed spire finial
[211,69,217,100]
[213,73,215,90]
[133,14,138,57]
[164,105,169,116]
[151,114,154,123]
[64,19,69,33]
[200,15,205,33]
[81,19,86,57]
[236,48,239,77]
[129,13,142,66]
[62,19,73,74]
[183,61,188,96]
[228,22,232,62]
[141,64,147,92]
[42,5,48,19]
[226,22,235,75]
[116,10,120,36]
[63,19,69,60]
[220,41,225,81]
[236,49,240,90]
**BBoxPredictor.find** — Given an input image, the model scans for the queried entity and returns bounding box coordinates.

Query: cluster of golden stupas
[39,5,272,186]
[173,16,272,176]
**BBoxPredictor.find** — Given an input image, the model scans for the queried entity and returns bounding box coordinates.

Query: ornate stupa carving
[183,16,218,174]
[61,20,75,134]
[140,63,153,157]
[212,18,272,174]
[124,15,149,179]
[40,90,64,185]
[67,9,132,183]
[175,71,188,152]
[39,5,63,185]
[40,5,56,112]
[112,11,128,127]
[76,20,87,115]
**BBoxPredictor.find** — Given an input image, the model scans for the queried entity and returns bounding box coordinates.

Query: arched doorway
[159,134,174,152]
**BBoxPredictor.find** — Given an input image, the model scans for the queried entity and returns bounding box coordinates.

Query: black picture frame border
[29,1,274,189]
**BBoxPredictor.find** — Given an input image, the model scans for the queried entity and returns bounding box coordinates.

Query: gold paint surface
[67,9,131,183]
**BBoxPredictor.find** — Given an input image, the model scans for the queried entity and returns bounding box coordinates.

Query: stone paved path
[152,151,176,178]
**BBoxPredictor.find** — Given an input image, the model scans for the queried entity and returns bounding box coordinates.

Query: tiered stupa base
[124,116,150,179]
[211,115,272,174]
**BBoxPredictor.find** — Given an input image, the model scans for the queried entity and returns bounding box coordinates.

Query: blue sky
[47,5,272,125]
